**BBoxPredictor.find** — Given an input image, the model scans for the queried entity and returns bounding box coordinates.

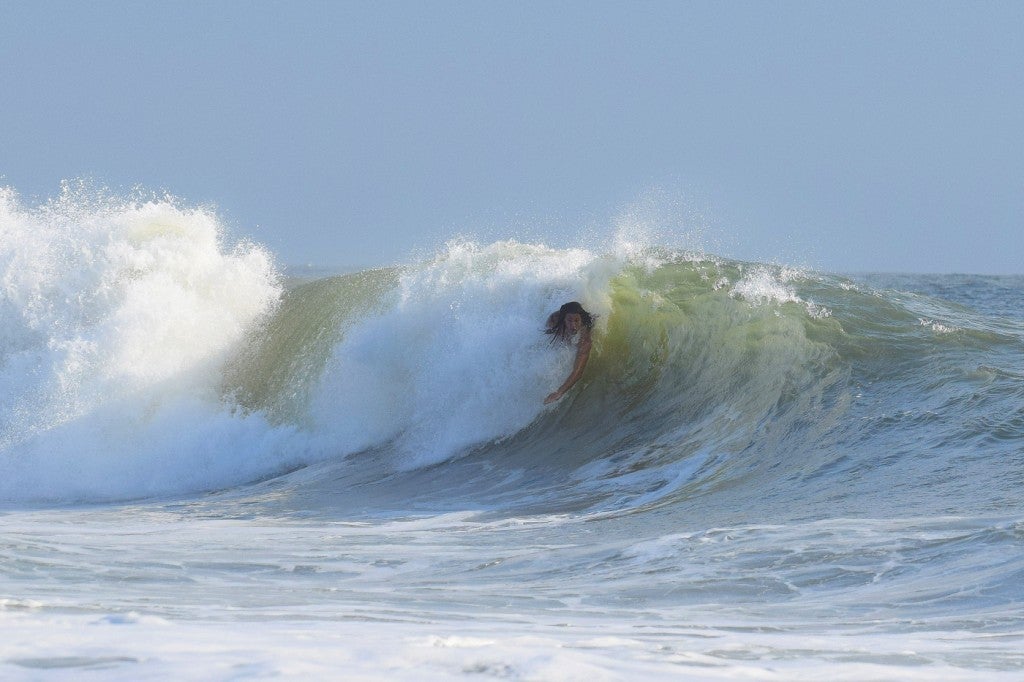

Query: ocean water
[1,188,1023,680]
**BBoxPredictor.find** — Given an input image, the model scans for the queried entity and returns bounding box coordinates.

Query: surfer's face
[564,313,582,335]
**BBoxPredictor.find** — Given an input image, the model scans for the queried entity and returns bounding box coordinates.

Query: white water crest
[308,239,618,469]
[0,186,303,502]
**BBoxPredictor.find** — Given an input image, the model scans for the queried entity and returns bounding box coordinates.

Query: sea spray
[0,186,301,502]
[306,239,618,470]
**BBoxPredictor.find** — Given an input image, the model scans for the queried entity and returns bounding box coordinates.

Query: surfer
[543,301,594,404]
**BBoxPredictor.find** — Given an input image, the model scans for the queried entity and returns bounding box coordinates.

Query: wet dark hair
[544,301,594,343]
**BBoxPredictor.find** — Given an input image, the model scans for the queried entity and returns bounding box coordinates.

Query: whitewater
[1,186,1023,680]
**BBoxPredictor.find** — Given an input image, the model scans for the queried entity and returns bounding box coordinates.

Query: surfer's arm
[544,331,592,404]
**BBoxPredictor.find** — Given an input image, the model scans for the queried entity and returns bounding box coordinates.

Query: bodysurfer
[543,301,594,404]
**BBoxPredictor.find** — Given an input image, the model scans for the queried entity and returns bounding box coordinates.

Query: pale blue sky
[2,1,1022,273]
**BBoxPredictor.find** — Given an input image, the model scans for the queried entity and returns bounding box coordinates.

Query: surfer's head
[545,301,594,343]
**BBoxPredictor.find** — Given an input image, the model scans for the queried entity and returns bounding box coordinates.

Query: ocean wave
[2,187,1022,516]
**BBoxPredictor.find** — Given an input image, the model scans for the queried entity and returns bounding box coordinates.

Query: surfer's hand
[544,391,561,405]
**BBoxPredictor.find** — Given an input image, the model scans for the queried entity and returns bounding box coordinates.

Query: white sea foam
[308,239,617,469]
[730,266,831,318]
[0,186,304,502]
[3,510,1022,681]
